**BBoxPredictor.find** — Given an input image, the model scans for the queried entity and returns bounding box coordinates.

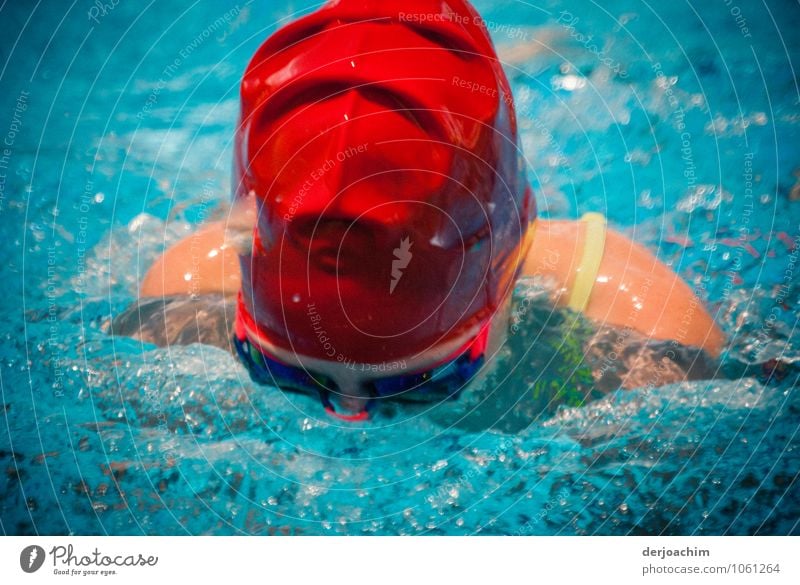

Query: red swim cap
[234,0,535,364]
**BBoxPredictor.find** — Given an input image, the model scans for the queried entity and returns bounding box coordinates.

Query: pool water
[1,0,798,535]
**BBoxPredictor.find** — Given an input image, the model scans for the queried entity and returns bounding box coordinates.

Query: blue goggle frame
[233,334,484,420]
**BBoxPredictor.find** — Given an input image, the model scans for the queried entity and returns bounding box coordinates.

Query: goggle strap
[324,406,370,423]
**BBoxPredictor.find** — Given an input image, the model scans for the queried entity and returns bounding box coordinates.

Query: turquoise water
[1,0,798,535]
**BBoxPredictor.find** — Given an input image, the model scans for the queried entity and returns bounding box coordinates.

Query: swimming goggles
[233,300,490,422]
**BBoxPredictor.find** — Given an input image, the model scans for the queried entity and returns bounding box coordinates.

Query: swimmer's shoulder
[523,218,725,357]
[140,221,243,299]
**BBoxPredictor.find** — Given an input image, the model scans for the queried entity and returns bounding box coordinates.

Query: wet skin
[133,217,725,412]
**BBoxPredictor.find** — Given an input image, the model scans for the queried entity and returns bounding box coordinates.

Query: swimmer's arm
[522,219,726,357]
[141,195,255,298]
[140,221,242,298]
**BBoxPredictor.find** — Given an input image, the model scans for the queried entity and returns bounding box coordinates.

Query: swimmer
[113,0,725,420]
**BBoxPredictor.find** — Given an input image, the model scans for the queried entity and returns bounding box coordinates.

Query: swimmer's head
[234,0,535,365]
